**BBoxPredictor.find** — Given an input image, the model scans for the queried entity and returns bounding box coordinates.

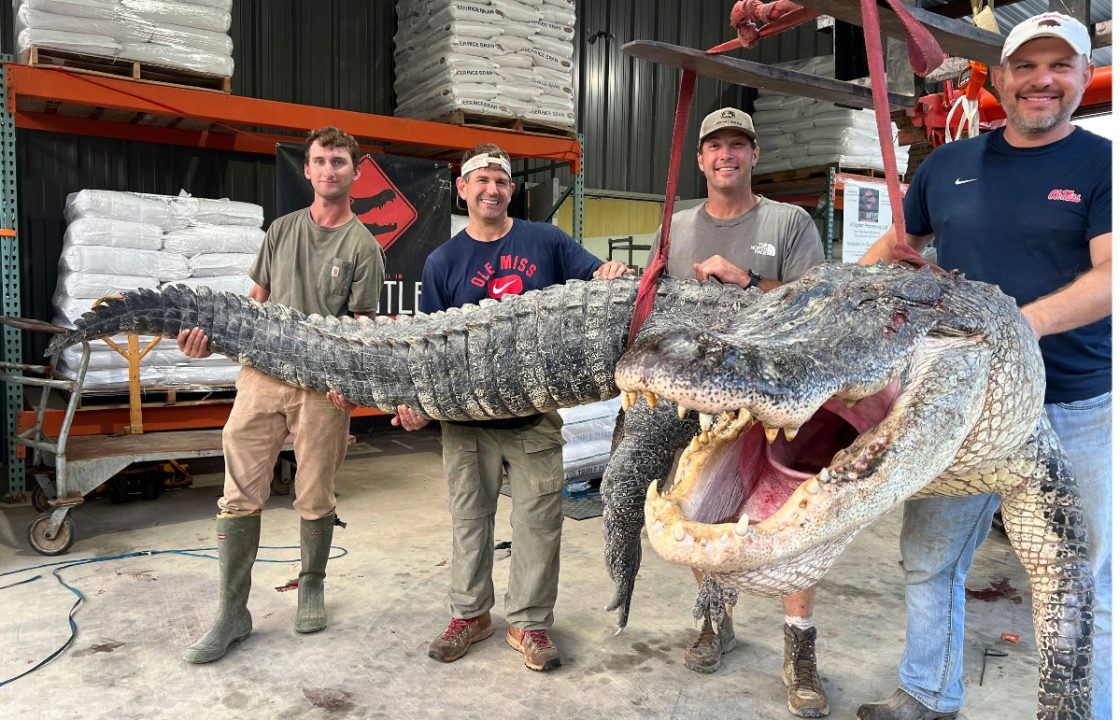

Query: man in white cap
[649,108,828,717]
[394,143,630,673]
[857,12,1110,720]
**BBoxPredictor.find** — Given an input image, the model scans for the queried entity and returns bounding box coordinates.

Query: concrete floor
[0,426,1038,719]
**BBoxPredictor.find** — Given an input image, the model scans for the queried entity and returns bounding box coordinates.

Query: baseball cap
[698,107,757,145]
[1001,12,1091,63]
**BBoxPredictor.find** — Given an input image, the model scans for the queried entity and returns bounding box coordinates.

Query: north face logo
[1047,189,1082,203]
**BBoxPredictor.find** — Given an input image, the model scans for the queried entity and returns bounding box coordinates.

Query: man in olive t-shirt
[177,127,385,665]
[650,108,828,718]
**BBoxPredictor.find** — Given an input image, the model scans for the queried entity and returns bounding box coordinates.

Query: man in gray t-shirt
[652,108,828,718]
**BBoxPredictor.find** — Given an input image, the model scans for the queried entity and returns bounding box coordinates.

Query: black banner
[276,144,451,315]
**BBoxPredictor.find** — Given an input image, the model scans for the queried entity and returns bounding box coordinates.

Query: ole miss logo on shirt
[470,253,539,299]
[1047,188,1083,203]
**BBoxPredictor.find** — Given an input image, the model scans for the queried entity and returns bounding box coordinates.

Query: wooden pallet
[435,110,577,138]
[22,46,231,94]
[61,384,238,411]
[753,164,893,196]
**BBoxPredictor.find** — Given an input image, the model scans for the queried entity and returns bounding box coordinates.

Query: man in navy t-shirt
[393,143,629,673]
[857,13,1111,720]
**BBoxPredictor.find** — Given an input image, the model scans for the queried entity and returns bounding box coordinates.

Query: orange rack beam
[4,63,582,172]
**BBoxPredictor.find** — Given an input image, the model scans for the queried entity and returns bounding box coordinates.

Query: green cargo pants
[440,412,565,631]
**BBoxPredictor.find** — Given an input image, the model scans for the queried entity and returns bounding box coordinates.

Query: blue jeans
[897,392,1111,717]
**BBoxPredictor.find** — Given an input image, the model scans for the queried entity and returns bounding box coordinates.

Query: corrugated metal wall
[2,0,831,358]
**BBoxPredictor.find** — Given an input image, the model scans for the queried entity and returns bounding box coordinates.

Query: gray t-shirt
[250,208,386,317]
[647,196,824,283]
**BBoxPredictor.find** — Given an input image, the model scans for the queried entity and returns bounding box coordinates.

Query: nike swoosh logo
[492,278,519,294]
[955,178,977,185]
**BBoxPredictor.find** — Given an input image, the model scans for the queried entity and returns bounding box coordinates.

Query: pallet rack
[0,60,585,499]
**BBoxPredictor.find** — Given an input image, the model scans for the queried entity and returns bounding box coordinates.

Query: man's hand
[326,389,356,412]
[391,404,431,431]
[692,255,751,287]
[177,327,213,358]
[593,261,634,280]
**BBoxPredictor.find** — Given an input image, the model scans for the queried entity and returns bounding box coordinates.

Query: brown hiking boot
[506,627,562,671]
[427,612,493,663]
[782,624,830,718]
[684,609,737,673]
[856,689,958,720]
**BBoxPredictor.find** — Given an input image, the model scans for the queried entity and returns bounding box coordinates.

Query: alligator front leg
[601,400,697,629]
[999,421,1094,720]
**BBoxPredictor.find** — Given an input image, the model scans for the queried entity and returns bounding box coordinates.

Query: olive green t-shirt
[250,209,385,317]
[647,196,824,283]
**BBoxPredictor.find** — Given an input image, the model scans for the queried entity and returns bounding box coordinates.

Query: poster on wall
[841,178,907,263]
[276,144,451,315]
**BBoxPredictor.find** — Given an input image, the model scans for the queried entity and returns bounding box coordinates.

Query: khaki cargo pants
[441,412,565,630]
[218,367,349,521]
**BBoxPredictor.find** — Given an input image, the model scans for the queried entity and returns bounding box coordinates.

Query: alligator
[37,264,1090,718]
[615,263,1092,720]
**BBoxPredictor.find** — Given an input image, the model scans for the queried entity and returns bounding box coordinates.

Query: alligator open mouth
[629,380,900,572]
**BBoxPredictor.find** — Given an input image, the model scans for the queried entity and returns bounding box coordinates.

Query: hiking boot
[506,627,562,671]
[428,612,493,663]
[856,689,958,720]
[295,513,334,634]
[684,609,737,673]
[183,514,260,664]
[782,624,830,717]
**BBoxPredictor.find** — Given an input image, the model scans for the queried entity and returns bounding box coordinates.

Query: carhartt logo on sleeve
[1047,189,1082,203]
[331,266,340,278]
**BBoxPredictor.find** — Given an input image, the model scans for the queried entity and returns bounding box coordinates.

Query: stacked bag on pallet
[13,0,235,78]
[393,0,577,130]
[53,189,263,390]
[556,397,620,488]
[751,55,909,175]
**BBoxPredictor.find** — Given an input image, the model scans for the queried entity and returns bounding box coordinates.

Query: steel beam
[0,62,23,499]
[623,41,912,109]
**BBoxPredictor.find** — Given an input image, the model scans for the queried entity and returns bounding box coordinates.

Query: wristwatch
[746,270,761,289]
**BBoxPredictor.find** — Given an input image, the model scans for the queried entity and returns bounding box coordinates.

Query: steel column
[573,133,585,242]
[0,61,25,499]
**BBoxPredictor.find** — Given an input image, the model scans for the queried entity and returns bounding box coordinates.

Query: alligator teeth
[621,392,633,411]
[764,426,779,443]
[819,468,830,484]
[690,436,701,451]
[719,533,730,545]
[672,523,686,542]
[805,479,820,495]
[734,514,751,536]
[677,403,688,420]
[738,408,754,425]
[700,430,711,444]
[844,398,859,409]
[645,392,658,409]
[783,426,799,442]
[699,413,713,432]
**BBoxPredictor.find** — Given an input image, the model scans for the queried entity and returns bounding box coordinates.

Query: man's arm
[593,261,632,279]
[1020,232,1112,339]
[691,255,777,290]
[859,227,934,265]
[178,282,272,358]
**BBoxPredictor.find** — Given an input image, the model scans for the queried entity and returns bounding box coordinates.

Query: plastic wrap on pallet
[558,397,620,483]
[60,342,238,370]
[186,198,263,227]
[65,189,180,230]
[55,362,242,389]
[121,0,231,32]
[162,225,264,256]
[55,270,159,298]
[187,252,255,277]
[118,40,233,76]
[63,216,164,250]
[17,27,119,55]
[24,0,120,21]
[17,5,146,43]
[161,274,253,295]
[60,245,191,281]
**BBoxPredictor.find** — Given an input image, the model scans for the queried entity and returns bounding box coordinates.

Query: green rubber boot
[295,513,334,634]
[183,514,260,663]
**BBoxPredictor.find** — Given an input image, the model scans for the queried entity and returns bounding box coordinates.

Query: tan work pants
[218,367,349,521]
[440,412,565,630]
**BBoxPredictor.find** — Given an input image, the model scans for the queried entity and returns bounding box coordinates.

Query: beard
[1004,92,1080,135]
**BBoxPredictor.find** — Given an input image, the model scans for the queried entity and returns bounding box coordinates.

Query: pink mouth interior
[689,382,899,525]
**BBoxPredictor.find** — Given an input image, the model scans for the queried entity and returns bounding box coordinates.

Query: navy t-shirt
[420,218,602,428]
[420,218,602,313]
[905,127,1111,403]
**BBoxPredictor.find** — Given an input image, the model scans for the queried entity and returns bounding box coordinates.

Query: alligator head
[617,262,1092,718]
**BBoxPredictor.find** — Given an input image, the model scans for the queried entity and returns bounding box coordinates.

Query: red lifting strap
[627,69,696,347]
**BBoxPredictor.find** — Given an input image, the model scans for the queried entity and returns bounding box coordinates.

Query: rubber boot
[183,514,260,663]
[295,513,334,633]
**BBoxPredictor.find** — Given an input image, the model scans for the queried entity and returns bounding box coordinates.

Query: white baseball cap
[1001,12,1091,63]
[698,107,757,145]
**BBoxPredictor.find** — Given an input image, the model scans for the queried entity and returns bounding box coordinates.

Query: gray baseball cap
[698,107,757,145]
